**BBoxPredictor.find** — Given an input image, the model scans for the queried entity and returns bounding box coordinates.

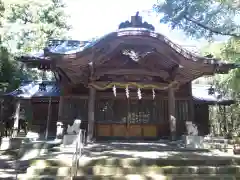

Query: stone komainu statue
[67,119,81,135]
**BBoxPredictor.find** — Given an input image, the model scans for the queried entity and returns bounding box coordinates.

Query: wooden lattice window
[96,99,115,122]
[176,100,189,122]
[96,99,159,124]
[62,98,88,122]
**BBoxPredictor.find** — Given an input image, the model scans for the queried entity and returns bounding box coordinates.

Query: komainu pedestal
[63,119,81,147]
[183,121,204,148]
[183,135,204,149]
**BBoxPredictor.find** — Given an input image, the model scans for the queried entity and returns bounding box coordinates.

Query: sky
[64,0,208,51]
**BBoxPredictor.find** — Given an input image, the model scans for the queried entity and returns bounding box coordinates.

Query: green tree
[201,41,240,136]
[153,0,240,39]
[0,0,17,93]
[3,0,71,53]
[0,0,70,137]
[1,0,71,83]
[154,0,240,136]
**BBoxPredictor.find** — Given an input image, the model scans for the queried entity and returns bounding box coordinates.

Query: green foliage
[0,0,70,93]
[3,0,71,53]
[201,39,240,136]
[202,38,240,92]
[154,0,240,136]
[153,0,240,39]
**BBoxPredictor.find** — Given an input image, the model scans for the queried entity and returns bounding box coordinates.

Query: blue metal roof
[192,84,233,104]
[4,81,234,104]
[5,81,60,98]
[22,40,91,60]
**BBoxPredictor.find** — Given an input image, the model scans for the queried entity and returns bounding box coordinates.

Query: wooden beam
[168,86,176,140]
[56,68,72,83]
[93,68,169,80]
[96,92,192,100]
[167,65,179,81]
[87,87,96,142]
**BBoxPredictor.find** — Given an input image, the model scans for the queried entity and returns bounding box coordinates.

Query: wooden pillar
[45,96,52,140]
[56,96,64,139]
[27,99,33,131]
[87,87,96,142]
[57,96,64,121]
[189,83,195,122]
[12,100,21,137]
[168,87,176,140]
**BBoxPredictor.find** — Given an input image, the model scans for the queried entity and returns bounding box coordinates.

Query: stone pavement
[82,140,237,159]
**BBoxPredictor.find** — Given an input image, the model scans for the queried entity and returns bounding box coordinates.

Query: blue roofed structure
[5,81,60,99]
[192,84,234,105]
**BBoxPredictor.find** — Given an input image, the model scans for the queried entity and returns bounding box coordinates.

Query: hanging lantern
[137,88,142,100]
[125,85,129,98]
[152,88,155,99]
[113,85,117,97]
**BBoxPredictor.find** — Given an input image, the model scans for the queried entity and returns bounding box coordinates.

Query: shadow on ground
[83,141,239,160]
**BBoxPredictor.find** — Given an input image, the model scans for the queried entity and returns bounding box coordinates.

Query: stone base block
[182,135,204,149]
[63,134,78,147]
[26,131,40,141]
[0,137,23,150]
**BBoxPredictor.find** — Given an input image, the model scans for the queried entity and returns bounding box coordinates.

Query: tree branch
[183,15,240,38]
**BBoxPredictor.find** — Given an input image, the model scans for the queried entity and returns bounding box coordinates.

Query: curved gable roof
[17,14,239,84]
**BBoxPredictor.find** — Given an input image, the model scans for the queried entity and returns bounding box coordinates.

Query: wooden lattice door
[96,98,158,139]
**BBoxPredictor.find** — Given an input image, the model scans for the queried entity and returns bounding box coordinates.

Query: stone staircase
[5,140,72,180]
[14,141,240,180]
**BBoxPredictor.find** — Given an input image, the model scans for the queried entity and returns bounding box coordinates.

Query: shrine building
[9,14,238,140]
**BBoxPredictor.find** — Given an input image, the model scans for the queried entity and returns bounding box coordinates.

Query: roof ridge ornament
[118,11,155,31]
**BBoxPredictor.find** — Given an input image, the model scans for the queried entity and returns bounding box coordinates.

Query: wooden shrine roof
[17,14,240,86]
[3,81,234,105]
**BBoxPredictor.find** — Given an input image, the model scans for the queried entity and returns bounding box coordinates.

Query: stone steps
[78,157,240,167]
[24,165,240,177]
[73,175,240,180]
[18,174,240,180]
[21,155,240,178]
[21,158,72,167]
[15,141,240,180]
